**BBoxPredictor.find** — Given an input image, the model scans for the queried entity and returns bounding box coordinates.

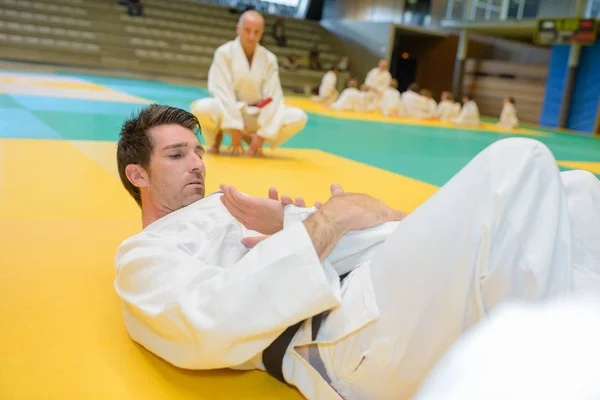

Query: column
[452,29,469,101]
[558,0,587,128]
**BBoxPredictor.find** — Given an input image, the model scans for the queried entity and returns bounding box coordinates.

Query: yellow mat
[0,138,436,399]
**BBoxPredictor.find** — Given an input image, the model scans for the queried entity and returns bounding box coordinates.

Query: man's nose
[189,155,204,172]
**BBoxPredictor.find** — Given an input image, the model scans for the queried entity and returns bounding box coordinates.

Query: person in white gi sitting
[311,67,339,104]
[454,94,481,127]
[328,78,362,111]
[434,91,461,122]
[190,10,307,156]
[380,79,403,117]
[364,59,392,102]
[114,104,600,400]
[420,89,437,118]
[497,96,519,129]
[402,83,429,119]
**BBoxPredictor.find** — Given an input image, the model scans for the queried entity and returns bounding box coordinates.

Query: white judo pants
[318,138,600,399]
[330,88,362,111]
[413,294,600,400]
[190,98,307,149]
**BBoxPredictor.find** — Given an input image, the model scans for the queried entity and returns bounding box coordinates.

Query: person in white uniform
[434,91,461,122]
[114,104,600,400]
[380,79,403,117]
[415,294,600,400]
[497,96,519,129]
[356,83,379,112]
[420,89,437,118]
[454,94,481,126]
[311,67,339,104]
[402,83,429,119]
[329,79,362,111]
[190,11,307,156]
[364,59,392,101]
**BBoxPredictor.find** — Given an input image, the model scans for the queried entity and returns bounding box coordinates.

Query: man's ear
[125,164,148,188]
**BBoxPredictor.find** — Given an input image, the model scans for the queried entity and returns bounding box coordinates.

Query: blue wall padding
[567,41,600,134]
[539,45,569,128]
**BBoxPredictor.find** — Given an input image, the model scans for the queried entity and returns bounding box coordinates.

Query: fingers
[220,194,247,225]
[219,185,250,224]
[268,187,279,201]
[267,186,323,209]
[330,183,344,196]
[280,194,294,206]
[228,185,252,211]
[241,235,270,249]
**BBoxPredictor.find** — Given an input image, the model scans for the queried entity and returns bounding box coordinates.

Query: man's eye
[169,154,182,159]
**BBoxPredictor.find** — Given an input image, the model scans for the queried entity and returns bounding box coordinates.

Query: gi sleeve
[114,222,341,370]
[283,204,399,276]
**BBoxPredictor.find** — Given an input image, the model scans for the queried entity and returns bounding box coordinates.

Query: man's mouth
[188,180,204,186]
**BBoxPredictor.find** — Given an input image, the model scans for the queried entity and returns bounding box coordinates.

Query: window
[471,0,503,20]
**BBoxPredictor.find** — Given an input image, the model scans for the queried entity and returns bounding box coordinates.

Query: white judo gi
[497,102,519,129]
[312,71,338,103]
[190,37,307,149]
[435,100,461,122]
[401,90,429,119]
[330,87,362,111]
[454,100,481,126]
[114,138,600,399]
[331,88,363,111]
[330,88,378,113]
[425,98,437,118]
[415,293,600,400]
[364,68,392,97]
[380,87,403,116]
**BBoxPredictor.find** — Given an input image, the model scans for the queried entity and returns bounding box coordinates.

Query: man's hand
[220,184,333,235]
[268,186,323,209]
[220,184,284,235]
[303,187,405,261]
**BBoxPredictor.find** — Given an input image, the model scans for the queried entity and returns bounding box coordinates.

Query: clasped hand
[220,183,405,248]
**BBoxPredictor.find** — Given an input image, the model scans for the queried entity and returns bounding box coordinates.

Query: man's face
[379,60,388,70]
[237,15,264,51]
[144,124,206,211]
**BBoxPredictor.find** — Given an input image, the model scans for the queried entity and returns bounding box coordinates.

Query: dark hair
[117,104,200,207]
[508,97,516,105]
[463,94,473,101]
[408,83,420,92]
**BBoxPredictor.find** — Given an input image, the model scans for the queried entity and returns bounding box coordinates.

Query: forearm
[303,210,347,261]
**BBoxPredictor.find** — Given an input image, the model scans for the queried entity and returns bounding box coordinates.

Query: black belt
[262,272,350,383]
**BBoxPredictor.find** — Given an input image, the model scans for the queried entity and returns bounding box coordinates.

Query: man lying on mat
[114,104,600,400]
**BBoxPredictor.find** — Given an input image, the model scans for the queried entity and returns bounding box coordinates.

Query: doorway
[390,51,418,92]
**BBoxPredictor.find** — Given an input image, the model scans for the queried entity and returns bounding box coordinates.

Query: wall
[416,34,490,100]
[322,0,404,21]
[322,0,447,27]
[463,58,548,123]
[320,20,393,81]
[429,0,448,28]
[469,34,551,64]
[567,41,600,133]
[537,0,577,17]
[539,46,570,127]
